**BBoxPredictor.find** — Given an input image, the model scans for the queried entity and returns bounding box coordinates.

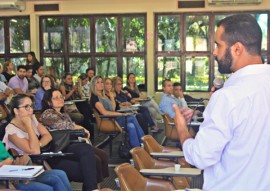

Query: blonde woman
[89,76,144,147]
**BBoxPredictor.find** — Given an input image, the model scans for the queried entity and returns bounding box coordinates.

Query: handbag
[41,129,87,153]
[118,132,132,159]
[41,130,70,153]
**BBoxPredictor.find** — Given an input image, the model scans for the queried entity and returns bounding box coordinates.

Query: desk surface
[150,151,184,158]
[140,167,201,177]
[168,122,202,127]
[174,189,202,191]
[29,152,74,160]
[117,107,139,113]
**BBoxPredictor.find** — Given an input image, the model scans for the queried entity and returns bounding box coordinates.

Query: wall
[0,0,269,97]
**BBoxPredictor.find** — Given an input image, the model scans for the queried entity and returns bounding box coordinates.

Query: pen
[9,168,35,172]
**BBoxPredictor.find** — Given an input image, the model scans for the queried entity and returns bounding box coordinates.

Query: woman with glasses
[40,89,108,191]
[34,75,55,110]
[90,76,145,148]
[2,94,73,191]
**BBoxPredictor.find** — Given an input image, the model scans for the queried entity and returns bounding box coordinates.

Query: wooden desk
[140,167,201,177]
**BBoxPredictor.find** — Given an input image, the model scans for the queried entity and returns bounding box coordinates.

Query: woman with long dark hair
[2,94,73,191]
[40,89,109,189]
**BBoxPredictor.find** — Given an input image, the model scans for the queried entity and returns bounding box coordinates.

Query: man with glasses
[173,14,270,190]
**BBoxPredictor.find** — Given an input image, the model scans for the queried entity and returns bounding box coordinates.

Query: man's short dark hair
[25,65,33,71]
[17,65,26,71]
[173,82,182,87]
[217,14,262,55]
[162,79,171,87]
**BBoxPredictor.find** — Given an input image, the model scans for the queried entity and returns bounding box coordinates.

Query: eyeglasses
[17,104,34,111]
[52,96,65,100]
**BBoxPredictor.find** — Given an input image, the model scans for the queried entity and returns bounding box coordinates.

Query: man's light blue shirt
[159,93,187,118]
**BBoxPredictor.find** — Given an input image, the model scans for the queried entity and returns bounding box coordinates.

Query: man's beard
[216,47,233,74]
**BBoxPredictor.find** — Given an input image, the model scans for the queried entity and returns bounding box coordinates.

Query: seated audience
[26,51,40,76]
[59,73,84,125]
[78,73,90,97]
[8,65,34,97]
[33,65,45,83]
[124,73,162,123]
[159,79,193,119]
[0,141,73,191]
[112,76,159,133]
[60,72,94,137]
[3,94,98,191]
[86,67,95,82]
[90,76,145,148]
[2,61,15,83]
[0,63,7,83]
[40,89,109,185]
[34,75,55,110]
[105,77,148,134]
[0,81,13,102]
[25,65,39,94]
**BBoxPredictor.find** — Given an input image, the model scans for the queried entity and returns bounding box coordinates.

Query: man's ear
[231,42,244,56]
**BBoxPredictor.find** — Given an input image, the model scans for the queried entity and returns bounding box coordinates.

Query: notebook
[0,165,44,178]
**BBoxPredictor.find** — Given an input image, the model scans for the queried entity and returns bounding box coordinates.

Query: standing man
[173,14,270,190]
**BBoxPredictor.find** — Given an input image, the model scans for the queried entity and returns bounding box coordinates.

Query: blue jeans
[116,114,145,147]
[15,170,72,191]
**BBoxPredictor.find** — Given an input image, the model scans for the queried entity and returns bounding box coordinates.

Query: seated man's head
[16,65,27,80]
[162,79,173,95]
[173,82,184,98]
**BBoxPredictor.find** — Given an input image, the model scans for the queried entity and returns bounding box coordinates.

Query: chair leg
[109,135,113,157]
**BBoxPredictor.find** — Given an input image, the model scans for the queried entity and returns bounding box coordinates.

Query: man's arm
[173,104,192,146]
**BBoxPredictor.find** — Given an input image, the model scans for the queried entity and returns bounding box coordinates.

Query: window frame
[154,11,270,92]
[39,13,147,89]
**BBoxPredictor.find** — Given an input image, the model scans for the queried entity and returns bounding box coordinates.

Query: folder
[0,165,44,178]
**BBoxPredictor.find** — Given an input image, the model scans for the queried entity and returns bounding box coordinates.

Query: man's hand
[180,106,193,123]
[173,104,192,146]
[173,104,188,132]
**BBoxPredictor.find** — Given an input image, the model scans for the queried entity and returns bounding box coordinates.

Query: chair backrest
[130,147,156,170]
[115,163,147,191]
[115,163,175,191]
[141,135,163,153]
[162,113,179,141]
[93,109,122,134]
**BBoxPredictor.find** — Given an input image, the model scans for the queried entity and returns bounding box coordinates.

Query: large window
[0,16,30,67]
[40,14,146,87]
[155,12,269,91]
